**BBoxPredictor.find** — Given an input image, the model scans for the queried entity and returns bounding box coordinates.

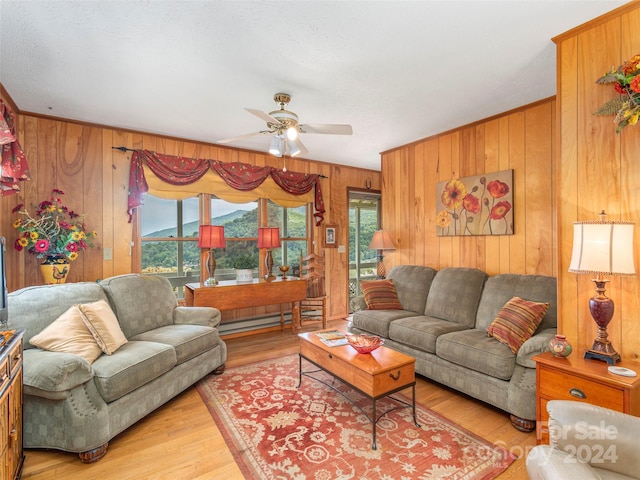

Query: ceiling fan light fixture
[269,137,282,157]
[286,126,298,141]
[287,139,301,157]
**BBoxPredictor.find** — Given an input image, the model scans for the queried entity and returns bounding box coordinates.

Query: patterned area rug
[197,355,516,480]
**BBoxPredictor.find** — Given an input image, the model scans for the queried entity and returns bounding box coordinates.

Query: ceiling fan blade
[245,108,282,126]
[217,131,265,144]
[300,124,353,135]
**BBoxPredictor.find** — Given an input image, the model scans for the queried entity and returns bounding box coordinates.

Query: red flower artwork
[487,180,510,199]
[436,170,513,236]
[489,201,512,220]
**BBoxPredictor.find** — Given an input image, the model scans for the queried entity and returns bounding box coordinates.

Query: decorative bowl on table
[278,265,290,279]
[346,334,384,354]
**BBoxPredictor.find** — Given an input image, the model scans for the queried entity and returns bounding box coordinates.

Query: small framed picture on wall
[323,225,338,248]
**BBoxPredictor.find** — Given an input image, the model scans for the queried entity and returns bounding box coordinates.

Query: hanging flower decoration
[12,189,97,261]
[594,53,640,133]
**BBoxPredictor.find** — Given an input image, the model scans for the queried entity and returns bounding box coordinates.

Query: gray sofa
[7,273,227,462]
[350,265,557,431]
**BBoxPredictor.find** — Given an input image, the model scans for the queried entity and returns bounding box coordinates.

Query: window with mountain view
[141,194,310,297]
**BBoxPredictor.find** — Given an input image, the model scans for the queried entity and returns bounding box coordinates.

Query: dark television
[0,237,8,327]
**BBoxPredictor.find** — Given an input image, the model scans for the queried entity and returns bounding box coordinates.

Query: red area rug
[197,355,516,479]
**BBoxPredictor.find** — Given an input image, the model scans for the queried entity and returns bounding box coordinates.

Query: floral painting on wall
[436,169,514,236]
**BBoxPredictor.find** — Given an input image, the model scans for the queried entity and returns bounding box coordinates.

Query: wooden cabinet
[0,330,24,480]
[533,351,640,444]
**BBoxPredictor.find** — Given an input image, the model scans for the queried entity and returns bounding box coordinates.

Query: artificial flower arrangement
[594,53,640,133]
[12,188,97,262]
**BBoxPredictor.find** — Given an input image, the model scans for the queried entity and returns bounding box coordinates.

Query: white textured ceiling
[0,0,628,171]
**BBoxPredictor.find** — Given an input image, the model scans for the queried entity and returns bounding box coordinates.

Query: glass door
[348,190,381,311]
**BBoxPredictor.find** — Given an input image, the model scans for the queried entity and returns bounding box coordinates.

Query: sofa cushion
[91,340,176,403]
[436,329,516,380]
[78,299,128,354]
[487,297,550,353]
[475,274,557,332]
[424,268,487,327]
[99,274,178,338]
[29,305,103,363]
[387,265,437,314]
[361,279,402,310]
[351,309,416,338]
[389,315,468,354]
[131,325,217,364]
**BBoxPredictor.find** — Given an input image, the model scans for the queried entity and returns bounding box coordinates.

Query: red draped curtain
[0,100,30,196]
[128,149,325,224]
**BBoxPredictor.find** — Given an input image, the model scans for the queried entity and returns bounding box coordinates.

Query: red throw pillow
[487,296,550,353]
[360,279,402,310]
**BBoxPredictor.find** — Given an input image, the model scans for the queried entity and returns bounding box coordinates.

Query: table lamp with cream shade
[568,211,636,364]
[369,230,396,279]
[198,225,226,286]
[258,227,281,281]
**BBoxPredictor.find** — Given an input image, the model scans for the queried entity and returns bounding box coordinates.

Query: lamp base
[376,253,386,279]
[204,277,218,286]
[584,349,621,365]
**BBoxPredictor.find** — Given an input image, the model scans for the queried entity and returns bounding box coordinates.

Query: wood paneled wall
[380,98,557,278]
[555,1,640,362]
[0,105,380,322]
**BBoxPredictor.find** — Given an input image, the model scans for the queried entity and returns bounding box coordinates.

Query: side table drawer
[539,368,624,411]
[7,341,22,378]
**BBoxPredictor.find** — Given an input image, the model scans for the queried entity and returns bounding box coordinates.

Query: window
[267,200,308,275]
[140,195,200,298]
[141,195,311,296]
[210,198,259,279]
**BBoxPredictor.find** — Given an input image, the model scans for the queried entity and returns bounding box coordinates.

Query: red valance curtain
[0,100,30,196]
[128,149,325,224]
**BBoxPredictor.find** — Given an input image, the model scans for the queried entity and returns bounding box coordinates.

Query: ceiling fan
[217,93,353,158]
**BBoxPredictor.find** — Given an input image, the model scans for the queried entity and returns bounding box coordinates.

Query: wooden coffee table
[298,330,419,449]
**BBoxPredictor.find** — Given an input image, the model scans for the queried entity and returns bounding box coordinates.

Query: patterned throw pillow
[78,299,128,355]
[29,305,103,363]
[361,279,402,310]
[487,296,550,353]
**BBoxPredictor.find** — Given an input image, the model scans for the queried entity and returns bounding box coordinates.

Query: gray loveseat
[7,273,227,462]
[350,265,557,431]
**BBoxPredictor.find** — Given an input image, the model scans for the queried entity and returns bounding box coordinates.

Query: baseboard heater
[218,312,293,336]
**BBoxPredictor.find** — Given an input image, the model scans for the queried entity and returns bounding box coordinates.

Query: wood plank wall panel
[0,111,380,322]
[555,1,640,361]
[381,98,557,282]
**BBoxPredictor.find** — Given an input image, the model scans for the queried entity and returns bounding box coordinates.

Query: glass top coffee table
[298,330,420,449]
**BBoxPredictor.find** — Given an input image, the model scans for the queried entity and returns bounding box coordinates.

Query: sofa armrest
[545,400,640,478]
[516,328,557,368]
[23,348,94,400]
[173,306,221,328]
[350,295,367,312]
[526,445,602,480]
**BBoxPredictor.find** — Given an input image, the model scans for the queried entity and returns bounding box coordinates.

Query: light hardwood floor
[20,319,535,479]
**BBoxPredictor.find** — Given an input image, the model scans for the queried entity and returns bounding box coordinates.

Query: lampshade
[568,220,635,276]
[369,230,396,251]
[269,137,283,157]
[257,227,281,249]
[198,225,226,249]
[287,138,301,157]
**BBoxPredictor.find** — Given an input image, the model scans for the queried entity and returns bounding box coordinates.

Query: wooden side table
[184,278,307,331]
[533,351,640,444]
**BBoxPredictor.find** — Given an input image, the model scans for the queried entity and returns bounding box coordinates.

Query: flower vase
[39,255,71,285]
[549,334,572,358]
